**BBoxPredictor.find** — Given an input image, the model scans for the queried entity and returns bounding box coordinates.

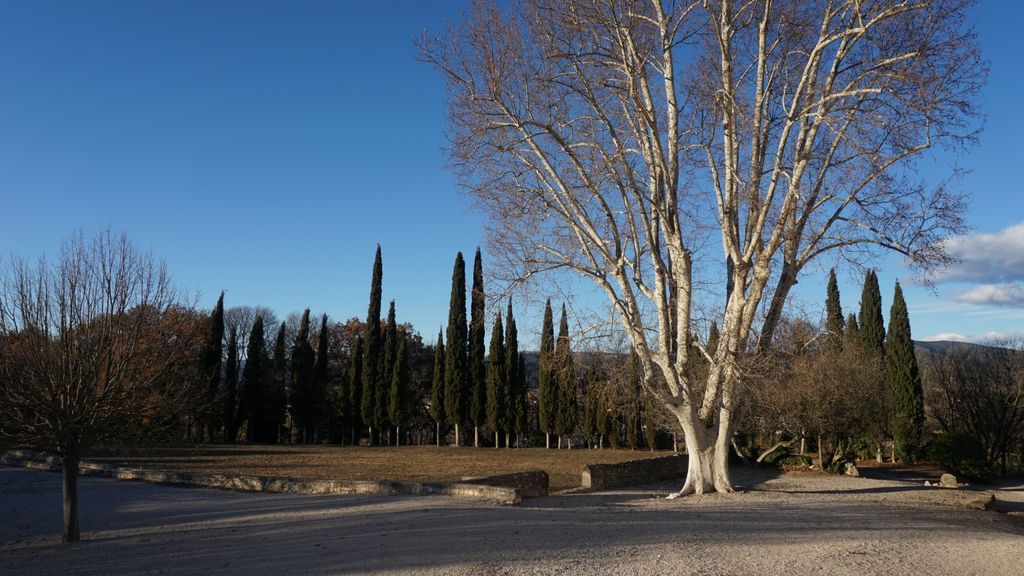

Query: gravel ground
[2,466,1022,575]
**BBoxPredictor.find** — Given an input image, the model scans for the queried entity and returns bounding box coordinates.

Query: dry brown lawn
[87,444,671,490]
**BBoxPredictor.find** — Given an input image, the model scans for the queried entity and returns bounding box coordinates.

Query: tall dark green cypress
[845,313,860,350]
[380,301,397,436]
[223,326,240,442]
[538,299,557,448]
[444,252,468,446]
[468,248,486,447]
[241,315,267,442]
[486,313,506,448]
[388,335,410,445]
[430,329,446,445]
[505,299,523,446]
[361,246,383,445]
[346,336,364,444]
[554,305,577,448]
[200,292,225,441]
[886,281,924,462]
[289,309,315,443]
[825,269,845,352]
[857,270,885,354]
[269,321,288,443]
[312,314,331,442]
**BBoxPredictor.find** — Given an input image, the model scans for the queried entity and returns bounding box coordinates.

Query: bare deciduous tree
[0,231,198,542]
[423,0,983,494]
[925,340,1024,477]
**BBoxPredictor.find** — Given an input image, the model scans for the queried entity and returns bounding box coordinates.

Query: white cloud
[932,221,1024,284]
[953,282,1024,307]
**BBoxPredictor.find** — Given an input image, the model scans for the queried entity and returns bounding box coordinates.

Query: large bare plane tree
[0,231,198,541]
[423,0,983,495]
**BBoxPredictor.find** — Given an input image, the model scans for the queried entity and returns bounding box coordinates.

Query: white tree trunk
[667,411,734,497]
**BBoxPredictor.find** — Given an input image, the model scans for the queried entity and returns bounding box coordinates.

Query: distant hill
[913,339,1015,366]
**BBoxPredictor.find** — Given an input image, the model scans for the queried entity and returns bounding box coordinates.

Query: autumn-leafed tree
[223,326,241,442]
[486,313,506,447]
[289,309,315,443]
[444,252,468,446]
[825,270,845,352]
[469,248,486,447]
[887,282,924,462]
[0,231,198,542]
[199,292,225,441]
[554,305,578,449]
[430,328,446,445]
[537,299,557,449]
[362,246,383,446]
[423,0,980,495]
[389,335,411,445]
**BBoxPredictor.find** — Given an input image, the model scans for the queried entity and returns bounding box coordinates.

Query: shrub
[926,432,994,482]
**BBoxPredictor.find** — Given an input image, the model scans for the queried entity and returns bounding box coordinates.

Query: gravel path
[2,467,1021,575]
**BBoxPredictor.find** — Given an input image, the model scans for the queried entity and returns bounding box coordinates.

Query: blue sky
[0,1,1020,347]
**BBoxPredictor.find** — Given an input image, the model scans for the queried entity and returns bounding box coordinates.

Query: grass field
[87,444,673,491]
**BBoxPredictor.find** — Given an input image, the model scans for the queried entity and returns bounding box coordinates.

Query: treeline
[744,269,1023,478]
[189,246,666,450]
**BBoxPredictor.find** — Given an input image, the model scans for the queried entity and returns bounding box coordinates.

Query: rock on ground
[1,467,1022,575]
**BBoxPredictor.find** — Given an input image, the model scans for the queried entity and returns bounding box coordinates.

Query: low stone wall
[1,450,521,506]
[582,454,687,491]
[461,470,548,498]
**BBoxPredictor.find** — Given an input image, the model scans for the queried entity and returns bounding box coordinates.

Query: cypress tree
[346,336,364,445]
[361,246,383,445]
[538,299,557,448]
[469,248,486,447]
[486,313,506,447]
[857,270,885,354]
[312,314,331,443]
[707,321,720,354]
[825,269,845,352]
[223,326,240,442]
[290,309,315,443]
[269,321,288,443]
[554,305,577,449]
[388,335,410,445]
[199,292,225,441]
[595,386,610,449]
[845,313,860,350]
[241,315,267,442]
[430,329,446,446]
[380,301,397,439]
[886,281,924,462]
[444,252,468,446]
[505,299,523,447]
[581,373,598,448]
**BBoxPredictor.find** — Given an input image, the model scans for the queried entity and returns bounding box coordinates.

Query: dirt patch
[86,444,672,491]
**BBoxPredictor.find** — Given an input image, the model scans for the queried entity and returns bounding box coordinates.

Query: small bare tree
[423,0,982,495]
[0,231,198,542]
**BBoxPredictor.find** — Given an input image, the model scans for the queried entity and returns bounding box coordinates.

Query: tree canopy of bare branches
[0,231,198,542]
[423,0,984,494]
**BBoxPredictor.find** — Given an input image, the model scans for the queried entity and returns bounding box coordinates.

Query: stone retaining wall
[582,454,687,491]
[461,470,548,498]
[1,450,521,505]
